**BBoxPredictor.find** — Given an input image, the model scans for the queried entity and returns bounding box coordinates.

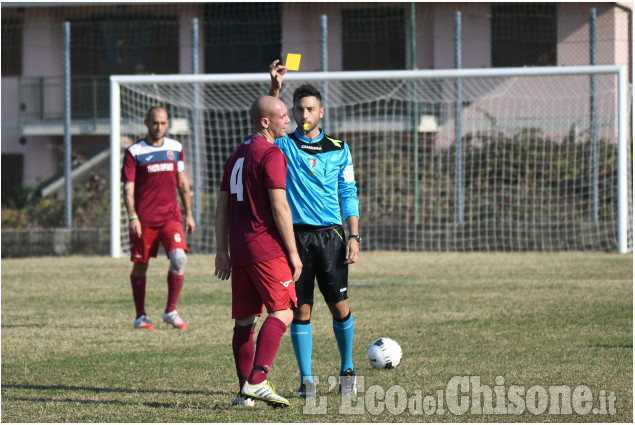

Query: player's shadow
[2,323,84,329]
[2,395,178,409]
[3,383,221,395]
[587,344,632,349]
[2,383,228,409]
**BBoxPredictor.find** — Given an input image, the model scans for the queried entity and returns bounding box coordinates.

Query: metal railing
[18,75,110,131]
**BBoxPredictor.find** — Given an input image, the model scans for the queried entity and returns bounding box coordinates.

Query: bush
[1,172,110,229]
[350,126,624,226]
[0,207,29,229]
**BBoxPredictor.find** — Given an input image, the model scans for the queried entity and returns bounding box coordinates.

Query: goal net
[110,66,632,256]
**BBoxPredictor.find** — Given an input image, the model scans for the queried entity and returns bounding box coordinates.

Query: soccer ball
[368,337,402,369]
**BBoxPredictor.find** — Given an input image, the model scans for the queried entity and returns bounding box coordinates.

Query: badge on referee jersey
[307,157,317,177]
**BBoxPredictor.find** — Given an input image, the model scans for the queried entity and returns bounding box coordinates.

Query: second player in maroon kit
[122,106,195,330]
[215,96,302,408]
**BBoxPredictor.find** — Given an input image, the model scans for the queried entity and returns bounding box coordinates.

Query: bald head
[146,106,168,122]
[144,106,169,144]
[250,96,290,141]
[251,96,281,127]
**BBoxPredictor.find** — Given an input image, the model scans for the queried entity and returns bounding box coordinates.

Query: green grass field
[1,252,632,422]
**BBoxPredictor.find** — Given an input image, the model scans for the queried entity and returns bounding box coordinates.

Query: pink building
[1,2,631,204]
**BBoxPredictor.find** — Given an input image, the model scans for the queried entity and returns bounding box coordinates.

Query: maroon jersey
[220,135,288,267]
[121,137,184,227]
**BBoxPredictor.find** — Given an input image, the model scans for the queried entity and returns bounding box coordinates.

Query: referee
[269,60,361,397]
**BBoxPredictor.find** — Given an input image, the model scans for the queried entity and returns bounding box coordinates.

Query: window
[204,3,281,73]
[342,7,406,71]
[339,7,407,126]
[491,3,557,67]
[2,18,23,76]
[1,154,24,206]
[70,16,179,118]
[71,16,179,76]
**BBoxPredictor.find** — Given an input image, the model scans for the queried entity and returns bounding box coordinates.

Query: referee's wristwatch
[348,234,361,243]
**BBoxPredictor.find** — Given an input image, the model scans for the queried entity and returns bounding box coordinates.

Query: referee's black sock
[333,311,351,323]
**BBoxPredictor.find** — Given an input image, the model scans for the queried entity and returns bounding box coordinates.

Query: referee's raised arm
[269,59,287,98]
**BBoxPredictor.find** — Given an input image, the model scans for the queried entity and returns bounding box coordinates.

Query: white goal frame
[110,65,630,257]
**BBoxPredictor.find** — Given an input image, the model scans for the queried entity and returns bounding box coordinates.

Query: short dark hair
[293,84,322,105]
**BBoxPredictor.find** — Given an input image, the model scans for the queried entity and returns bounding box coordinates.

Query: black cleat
[339,368,357,396]
[297,380,317,398]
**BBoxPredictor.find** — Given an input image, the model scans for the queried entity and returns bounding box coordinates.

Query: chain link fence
[1,2,632,234]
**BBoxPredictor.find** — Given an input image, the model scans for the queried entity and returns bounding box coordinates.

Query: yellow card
[285,53,301,71]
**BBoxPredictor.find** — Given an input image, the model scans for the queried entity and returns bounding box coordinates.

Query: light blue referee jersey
[274,129,359,226]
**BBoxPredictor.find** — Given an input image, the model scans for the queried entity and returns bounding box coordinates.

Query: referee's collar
[293,128,324,143]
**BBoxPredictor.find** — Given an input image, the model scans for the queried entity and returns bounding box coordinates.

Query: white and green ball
[368,337,402,369]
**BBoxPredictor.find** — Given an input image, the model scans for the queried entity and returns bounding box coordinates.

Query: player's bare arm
[123,181,142,238]
[214,191,231,281]
[177,171,196,234]
[269,59,288,98]
[268,188,303,281]
[345,215,360,265]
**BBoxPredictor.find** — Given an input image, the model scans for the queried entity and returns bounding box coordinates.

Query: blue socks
[292,312,355,384]
[333,312,355,372]
[290,321,313,384]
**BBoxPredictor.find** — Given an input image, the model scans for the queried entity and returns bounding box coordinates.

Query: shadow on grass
[587,344,632,349]
[1,324,106,329]
[2,324,57,328]
[3,383,225,397]
[2,396,181,409]
[2,384,230,411]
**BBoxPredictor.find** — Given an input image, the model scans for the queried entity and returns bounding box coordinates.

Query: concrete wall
[1,227,214,258]
[2,228,110,257]
[1,222,618,257]
[2,229,110,258]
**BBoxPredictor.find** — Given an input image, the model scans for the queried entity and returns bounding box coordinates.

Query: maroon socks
[233,324,255,390]
[166,272,184,312]
[130,275,147,318]
[248,316,287,385]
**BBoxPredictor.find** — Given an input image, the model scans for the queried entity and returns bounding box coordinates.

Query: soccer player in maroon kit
[215,96,302,408]
[121,106,196,330]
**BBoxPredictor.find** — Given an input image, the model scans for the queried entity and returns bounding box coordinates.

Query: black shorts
[294,224,349,305]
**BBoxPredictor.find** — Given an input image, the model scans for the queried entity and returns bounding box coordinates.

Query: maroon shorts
[232,256,298,319]
[129,221,189,263]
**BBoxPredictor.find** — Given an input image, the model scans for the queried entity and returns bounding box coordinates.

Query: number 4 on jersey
[230,157,244,201]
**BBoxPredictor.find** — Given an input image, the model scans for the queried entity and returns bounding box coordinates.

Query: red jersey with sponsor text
[220,135,288,267]
[121,137,184,227]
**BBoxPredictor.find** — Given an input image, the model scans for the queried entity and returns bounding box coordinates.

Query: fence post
[411,2,420,231]
[191,18,201,226]
[320,14,329,133]
[454,11,464,224]
[63,21,72,228]
[589,8,599,222]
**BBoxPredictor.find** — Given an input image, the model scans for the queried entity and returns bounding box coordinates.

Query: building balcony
[4,75,111,136]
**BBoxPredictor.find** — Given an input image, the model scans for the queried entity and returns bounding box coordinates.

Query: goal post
[109,77,121,258]
[110,65,632,257]
[617,67,630,254]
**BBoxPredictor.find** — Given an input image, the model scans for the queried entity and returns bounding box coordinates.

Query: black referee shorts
[294,224,349,305]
